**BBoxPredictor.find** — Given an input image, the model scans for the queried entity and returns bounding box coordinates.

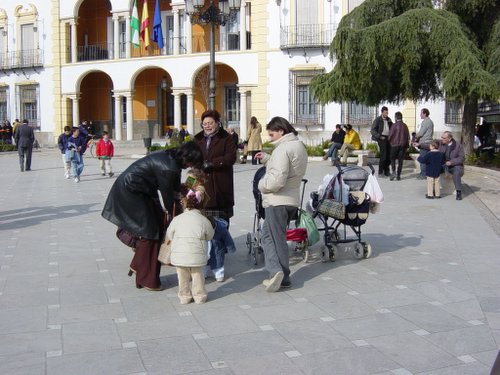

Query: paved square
[0,147,499,374]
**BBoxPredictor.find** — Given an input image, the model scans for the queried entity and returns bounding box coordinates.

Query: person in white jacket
[254,117,308,292]
[167,189,215,304]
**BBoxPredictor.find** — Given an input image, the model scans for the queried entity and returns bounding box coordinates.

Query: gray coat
[14,123,35,148]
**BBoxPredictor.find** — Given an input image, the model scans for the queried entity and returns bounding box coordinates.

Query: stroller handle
[335,162,376,176]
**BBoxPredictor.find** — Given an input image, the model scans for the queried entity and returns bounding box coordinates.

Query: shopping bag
[158,240,172,265]
[317,199,346,220]
[296,209,320,246]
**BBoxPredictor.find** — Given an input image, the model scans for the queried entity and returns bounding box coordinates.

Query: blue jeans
[326,142,342,162]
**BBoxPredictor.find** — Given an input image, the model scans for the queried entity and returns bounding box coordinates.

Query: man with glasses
[439,131,465,201]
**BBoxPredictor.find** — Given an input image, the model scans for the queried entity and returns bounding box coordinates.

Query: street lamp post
[185,0,241,110]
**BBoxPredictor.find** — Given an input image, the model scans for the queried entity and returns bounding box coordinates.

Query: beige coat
[258,133,308,208]
[246,122,263,151]
[167,209,215,267]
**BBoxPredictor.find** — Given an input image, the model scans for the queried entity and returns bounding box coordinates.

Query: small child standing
[96,131,114,177]
[167,187,214,304]
[417,139,444,199]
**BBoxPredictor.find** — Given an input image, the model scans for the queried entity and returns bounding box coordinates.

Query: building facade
[0,0,465,146]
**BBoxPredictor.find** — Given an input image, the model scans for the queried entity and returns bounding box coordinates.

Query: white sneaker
[74,177,80,183]
[265,271,284,293]
[64,173,70,179]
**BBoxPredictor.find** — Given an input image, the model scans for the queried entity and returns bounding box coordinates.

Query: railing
[280,24,336,49]
[78,43,111,62]
[0,49,44,69]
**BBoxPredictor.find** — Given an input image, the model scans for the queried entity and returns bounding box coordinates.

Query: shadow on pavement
[0,203,101,229]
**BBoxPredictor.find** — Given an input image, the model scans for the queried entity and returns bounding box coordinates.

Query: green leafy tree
[311,0,500,155]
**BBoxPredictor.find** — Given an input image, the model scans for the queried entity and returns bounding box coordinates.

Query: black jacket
[101,150,182,240]
[370,115,393,141]
[330,129,346,144]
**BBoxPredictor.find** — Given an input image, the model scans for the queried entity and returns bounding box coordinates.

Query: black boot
[456,190,462,200]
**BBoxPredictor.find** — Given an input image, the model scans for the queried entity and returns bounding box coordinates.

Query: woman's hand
[254,152,264,160]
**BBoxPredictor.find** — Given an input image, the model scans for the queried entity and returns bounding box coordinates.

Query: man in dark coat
[14,119,35,172]
[101,142,203,290]
[194,109,237,221]
[388,111,410,181]
[371,106,393,177]
[439,131,465,201]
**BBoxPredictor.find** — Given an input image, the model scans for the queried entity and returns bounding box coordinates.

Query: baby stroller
[311,164,375,262]
[247,166,311,265]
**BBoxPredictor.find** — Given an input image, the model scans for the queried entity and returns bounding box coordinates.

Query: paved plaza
[0,146,499,375]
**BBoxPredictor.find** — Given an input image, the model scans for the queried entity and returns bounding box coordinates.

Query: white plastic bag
[363,174,384,203]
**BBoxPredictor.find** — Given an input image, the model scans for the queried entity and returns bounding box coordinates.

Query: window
[119,20,126,58]
[0,88,7,122]
[20,23,35,66]
[224,86,240,124]
[227,11,240,50]
[17,85,40,129]
[289,69,324,127]
[341,102,376,127]
[166,15,174,55]
[445,100,463,125]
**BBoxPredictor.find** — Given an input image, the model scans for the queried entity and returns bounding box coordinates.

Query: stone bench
[323,149,374,166]
[347,150,375,166]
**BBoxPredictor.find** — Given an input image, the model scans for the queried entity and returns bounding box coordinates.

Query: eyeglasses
[202,121,216,127]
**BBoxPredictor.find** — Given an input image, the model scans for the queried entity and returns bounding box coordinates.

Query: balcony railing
[78,43,111,62]
[280,24,336,50]
[0,49,44,70]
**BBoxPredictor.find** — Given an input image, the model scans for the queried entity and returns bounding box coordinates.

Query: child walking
[96,131,114,177]
[417,139,445,199]
[167,185,214,304]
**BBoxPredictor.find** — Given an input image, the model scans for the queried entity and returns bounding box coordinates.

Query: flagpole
[209,0,216,110]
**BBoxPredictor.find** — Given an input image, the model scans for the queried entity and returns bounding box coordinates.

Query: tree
[310,0,500,155]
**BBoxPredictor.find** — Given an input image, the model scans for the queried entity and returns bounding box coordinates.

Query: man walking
[414,108,434,179]
[388,112,410,181]
[371,106,393,177]
[14,119,35,172]
[323,124,346,165]
[439,131,465,201]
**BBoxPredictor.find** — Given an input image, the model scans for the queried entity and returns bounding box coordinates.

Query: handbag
[116,228,138,248]
[317,199,346,220]
[295,209,320,246]
[158,240,172,265]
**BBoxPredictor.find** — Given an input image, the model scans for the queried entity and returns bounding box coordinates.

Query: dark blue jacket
[418,150,444,178]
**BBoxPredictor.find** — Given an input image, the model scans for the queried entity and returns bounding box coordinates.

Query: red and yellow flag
[140,0,150,48]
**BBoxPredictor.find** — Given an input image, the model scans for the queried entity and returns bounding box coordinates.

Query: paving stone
[0,306,47,334]
[226,352,303,374]
[368,332,461,373]
[308,292,375,319]
[138,336,212,374]
[48,302,125,324]
[291,346,399,375]
[354,288,430,309]
[330,312,419,340]
[0,352,46,375]
[391,303,470,333]
[46,348,144,375]
[61,319,122,354]
[244,301,326,325]
[192,305,260,337]
[423,325,497,356]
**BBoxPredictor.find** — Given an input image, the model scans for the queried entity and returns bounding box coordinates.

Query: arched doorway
[76,0,112,61]
[79,71,113,136]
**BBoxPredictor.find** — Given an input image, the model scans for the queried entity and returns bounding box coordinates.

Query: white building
[0,0,462,146]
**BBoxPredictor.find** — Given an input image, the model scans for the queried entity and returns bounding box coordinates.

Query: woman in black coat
[102,142,203,290]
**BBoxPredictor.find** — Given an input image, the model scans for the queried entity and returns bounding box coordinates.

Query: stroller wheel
[246,232,253,255]
[354,243,364,259]
[364,243,372,259]
[303,248,310,263]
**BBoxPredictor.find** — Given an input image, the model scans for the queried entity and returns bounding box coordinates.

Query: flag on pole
[131,0,140,47]
[140,0,150,48]
[152,0,164,49]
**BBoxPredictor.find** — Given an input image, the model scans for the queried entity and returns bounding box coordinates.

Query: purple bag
[116,228,138,248]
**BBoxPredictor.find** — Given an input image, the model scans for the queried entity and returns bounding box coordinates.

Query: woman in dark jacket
[194,109,237,282]
[101,141,203,290]
[194,109,237,221]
